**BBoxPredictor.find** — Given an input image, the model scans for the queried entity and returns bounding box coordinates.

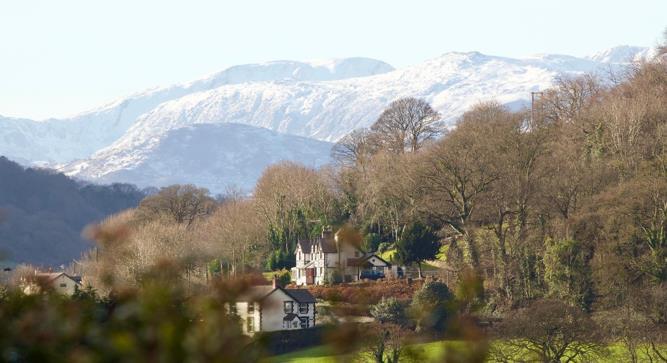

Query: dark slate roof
[297,239,312,254]
[284,288,316,303]
[297,235,338,254]
[237,286,316,304]
[319,237,338,253]
[283,313,299,321]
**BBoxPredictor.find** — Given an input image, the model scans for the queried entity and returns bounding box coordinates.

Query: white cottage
[291,229,391,285]
[232,279,316,335]
[21,272,82,295]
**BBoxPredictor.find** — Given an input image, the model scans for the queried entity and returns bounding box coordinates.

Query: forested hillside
[76,53,666,357]
[0,157,145,266]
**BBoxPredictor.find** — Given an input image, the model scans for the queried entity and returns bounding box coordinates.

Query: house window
[247,302,254,315]
[284,301,293,314]
[299,303,308,314]
[59,283,67,288]
[229,304,237,315]
[247,316,255,333]
[354,251,359,257]
[300,317,309,328]
[292,320,299,328]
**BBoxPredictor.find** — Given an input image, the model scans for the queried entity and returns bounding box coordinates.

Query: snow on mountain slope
[585,45,657,63]
[58,48,653,192]
[2,46,653,192]
[0,58,393,163]
[63,123,333,191]
[86,50,630,148]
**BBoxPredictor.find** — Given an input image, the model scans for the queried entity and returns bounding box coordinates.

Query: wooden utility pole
[531,91,544,124]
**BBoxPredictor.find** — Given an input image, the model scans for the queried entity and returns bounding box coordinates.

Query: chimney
[322,225,333,239]
[272,274,280,289]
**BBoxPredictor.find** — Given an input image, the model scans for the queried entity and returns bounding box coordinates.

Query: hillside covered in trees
[65,52,667,361]
[0,157,145,266]
[0,37,665,363]
[83,50,666,300]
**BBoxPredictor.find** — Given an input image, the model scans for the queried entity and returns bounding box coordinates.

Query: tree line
[0,157,146,266]
[71,46,667,358]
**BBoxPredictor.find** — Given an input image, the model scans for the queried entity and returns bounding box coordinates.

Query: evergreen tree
[395,222,440,278]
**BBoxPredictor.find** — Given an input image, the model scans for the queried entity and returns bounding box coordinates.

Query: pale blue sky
[1,0,665,120]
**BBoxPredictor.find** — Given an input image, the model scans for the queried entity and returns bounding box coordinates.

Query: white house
[0,262,14,285]
[232,278,316,335]
[21,272,82,295]
[291,229,391,285]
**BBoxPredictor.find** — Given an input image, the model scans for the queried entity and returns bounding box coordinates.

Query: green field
[265,341,471,363]
[265,340,667,363]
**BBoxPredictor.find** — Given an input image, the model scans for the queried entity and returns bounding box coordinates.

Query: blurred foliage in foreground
[0,272,259,363]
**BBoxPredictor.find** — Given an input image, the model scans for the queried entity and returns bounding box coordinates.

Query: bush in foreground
[0,275,259,363]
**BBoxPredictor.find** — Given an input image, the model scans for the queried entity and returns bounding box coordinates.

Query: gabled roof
[298,229,371,261]
[319,237,338,253]
[297,236,338,254]
[35,272,82,285]
[236,285,316,304]
[346,254,391,267]
[297,240,312,254]
[284,288,316,303]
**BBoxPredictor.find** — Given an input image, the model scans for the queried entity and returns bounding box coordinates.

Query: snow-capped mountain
[585,45,657,63]
[0,58,393,164]
[0,46,653,192]
[63,123,333,192]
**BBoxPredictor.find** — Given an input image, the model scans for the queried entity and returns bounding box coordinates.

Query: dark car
[360,269,385,280]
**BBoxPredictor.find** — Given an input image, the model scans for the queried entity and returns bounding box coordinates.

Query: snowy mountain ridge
[584,45,657,63]
[0,46,655,192]
[0,58,393,164]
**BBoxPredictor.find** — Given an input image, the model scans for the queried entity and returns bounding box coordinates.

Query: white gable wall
[261,289,294,332]
[260,289,315,332]
[52,275,80,295]
[234,301,261,335]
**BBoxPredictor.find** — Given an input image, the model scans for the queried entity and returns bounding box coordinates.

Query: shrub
[270,269,291,287]
[308,280,422,317]
[411,280,453,333]
[0,275,260,362]
[322,270,343,285]
[370,297,408,326]
[544,238,594,311]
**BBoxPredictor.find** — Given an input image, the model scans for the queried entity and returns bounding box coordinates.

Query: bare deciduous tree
[659,27,667,56]
[538,74,602,124]
[199,198,267,276]
[494,299,605,363]
[415,102,505,269]
[137,184,215,227]
[371,97,441,153]
[331,128,378,167]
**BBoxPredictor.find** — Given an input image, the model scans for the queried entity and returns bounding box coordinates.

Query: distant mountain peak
[1,46,649,192]
[585,45,653,63]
